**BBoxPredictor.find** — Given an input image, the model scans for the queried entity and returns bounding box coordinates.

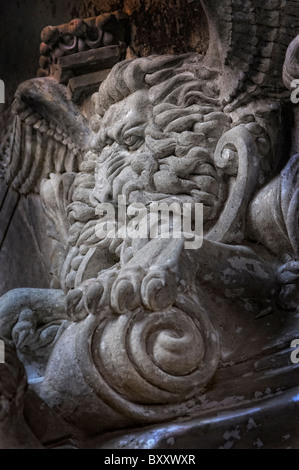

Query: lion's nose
[101,190,113,202]
[90,188,113,206]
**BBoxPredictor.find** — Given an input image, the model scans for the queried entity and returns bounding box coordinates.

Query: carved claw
[65,287,86,320]
[66,278,111,320]
[84,270,117,315]
[111,266,145,314]
[84,281,104,313]
[11,308,68,355]
[109,264,178,314]
[66,270,119,318]
[12,309,36,349]
[141,266,177,311]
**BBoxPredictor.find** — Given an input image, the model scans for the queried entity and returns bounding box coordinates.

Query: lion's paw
[66,264,178,318]
[111,265,177,314]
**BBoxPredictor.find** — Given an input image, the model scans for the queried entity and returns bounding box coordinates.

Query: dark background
[0,0,209,133]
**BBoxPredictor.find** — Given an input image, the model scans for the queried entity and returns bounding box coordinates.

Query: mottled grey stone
[0,0,298,450]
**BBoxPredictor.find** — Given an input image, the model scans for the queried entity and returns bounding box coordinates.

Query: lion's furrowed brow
[122,123,147,138]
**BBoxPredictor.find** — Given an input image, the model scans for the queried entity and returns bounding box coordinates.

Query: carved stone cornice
[38,12,130,80]
[37,12,130,103]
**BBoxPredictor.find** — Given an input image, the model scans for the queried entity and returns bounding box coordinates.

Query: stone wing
[201,0,299,108]
[5,77,91,195]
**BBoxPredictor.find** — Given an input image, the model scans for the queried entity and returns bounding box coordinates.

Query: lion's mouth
[94,140,221,220]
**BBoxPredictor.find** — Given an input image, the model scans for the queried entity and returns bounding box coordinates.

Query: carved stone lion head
[89,54,232,225]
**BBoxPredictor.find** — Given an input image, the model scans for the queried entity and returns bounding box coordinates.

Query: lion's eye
[123,134,144,150]
[123,135,136,145]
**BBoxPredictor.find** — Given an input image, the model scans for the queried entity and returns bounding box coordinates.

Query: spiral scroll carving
[73,301,219,425]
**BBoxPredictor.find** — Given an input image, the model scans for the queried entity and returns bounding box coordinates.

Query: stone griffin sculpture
[0,0,299,448]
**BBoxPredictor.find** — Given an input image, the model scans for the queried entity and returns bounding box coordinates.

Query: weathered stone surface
[0,193,54,295]
[0,0,298,450]
[38,12,130,80]
[67,69,111,103]
[91,387,299,449]
[54,45,126,83]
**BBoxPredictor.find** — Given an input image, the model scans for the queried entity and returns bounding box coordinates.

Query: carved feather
[6,77,91,194]
[201,0,299,108]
